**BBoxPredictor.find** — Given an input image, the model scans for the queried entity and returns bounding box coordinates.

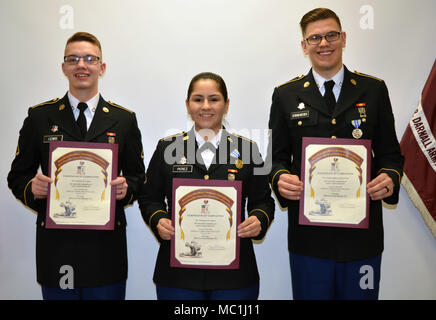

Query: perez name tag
[172,164,193,173]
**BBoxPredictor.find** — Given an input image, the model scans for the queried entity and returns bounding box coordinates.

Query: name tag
[290,110,310,119]
[172,164,193,173]
[43,135,63,143]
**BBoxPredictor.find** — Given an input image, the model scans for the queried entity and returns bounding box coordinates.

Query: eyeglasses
[304,31,342,45]
[64,55,101,65]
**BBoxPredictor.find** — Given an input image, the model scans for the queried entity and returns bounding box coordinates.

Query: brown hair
[65,32,102,56]
[300,8,342,36]
[187,72,228,101]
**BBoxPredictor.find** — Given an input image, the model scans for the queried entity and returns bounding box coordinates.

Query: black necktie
[324,80,336,115]
[198,142,216,153]
[77,102,88,138]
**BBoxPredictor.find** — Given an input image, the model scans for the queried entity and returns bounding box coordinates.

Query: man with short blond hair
[7,32,146,299]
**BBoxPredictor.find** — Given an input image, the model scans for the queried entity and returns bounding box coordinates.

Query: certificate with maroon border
[171,178,242,269]
[46,141,118,230]
[299,137,371,229]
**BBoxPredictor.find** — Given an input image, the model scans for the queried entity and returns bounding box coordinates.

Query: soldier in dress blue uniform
[268,8,404,299]
[139,72,275,300]
[7,32,146,299]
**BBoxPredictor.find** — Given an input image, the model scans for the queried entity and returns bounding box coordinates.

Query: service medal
[107,132,116,143]
[352,128,363,139]
[235,159,243,169]
[351,119,363,139]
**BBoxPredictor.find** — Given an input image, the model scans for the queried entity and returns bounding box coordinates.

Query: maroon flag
[400,59,436,238]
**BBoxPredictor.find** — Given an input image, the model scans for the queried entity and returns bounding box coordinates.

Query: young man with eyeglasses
[7,32,146,299]
[268,8,404,299]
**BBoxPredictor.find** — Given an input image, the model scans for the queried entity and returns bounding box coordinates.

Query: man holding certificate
[139,72,274,300]
[7,32,146,299]
[268,8,404,299]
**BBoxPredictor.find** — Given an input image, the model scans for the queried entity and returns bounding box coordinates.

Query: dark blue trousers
[41,281,126,300]
[156,283,259,300]
[289,253,381,300]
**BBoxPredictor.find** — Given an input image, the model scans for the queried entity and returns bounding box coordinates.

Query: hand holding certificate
[299,137,371,229]
[171,178,242,269]
[46,141,118,230]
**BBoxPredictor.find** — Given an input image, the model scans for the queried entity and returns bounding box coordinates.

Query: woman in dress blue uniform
[139,72,275,300]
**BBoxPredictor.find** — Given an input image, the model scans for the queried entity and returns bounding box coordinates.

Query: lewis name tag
[43,135,63,143]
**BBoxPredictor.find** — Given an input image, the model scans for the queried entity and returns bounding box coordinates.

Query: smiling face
[186,79,229,136]
[62,41,106,101]
[301,18,346,79]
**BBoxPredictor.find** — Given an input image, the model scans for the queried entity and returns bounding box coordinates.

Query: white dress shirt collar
[312,66,344,101]
[193,127,222,169]
[312,65,344,88]
[68,92,100,130]
[68,91,100,114]
[194,127,222,149]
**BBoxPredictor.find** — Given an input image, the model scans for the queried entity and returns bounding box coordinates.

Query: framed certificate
[46,141,118,230]
[299,137,371,229]
[171,178,242,269]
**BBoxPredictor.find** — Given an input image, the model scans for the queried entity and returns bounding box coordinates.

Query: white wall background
[0,0,435,300]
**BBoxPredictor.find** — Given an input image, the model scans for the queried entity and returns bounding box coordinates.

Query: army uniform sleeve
[268,87,293,208]
[7,108,42,212]
[118,112,146,207]
[372,81,404,205]
[246,141,275,240]
[138,140,170,242]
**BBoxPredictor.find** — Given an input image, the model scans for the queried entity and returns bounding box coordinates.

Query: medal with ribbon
[351,119,363,139]
[356,103,367,122]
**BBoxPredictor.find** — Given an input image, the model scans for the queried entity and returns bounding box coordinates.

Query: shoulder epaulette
[353,71,383,82]
[276,75,305,88]
[231,133,254,143]
[160,132,186,142]
[107,101,133,113]
[31,98,59,109]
